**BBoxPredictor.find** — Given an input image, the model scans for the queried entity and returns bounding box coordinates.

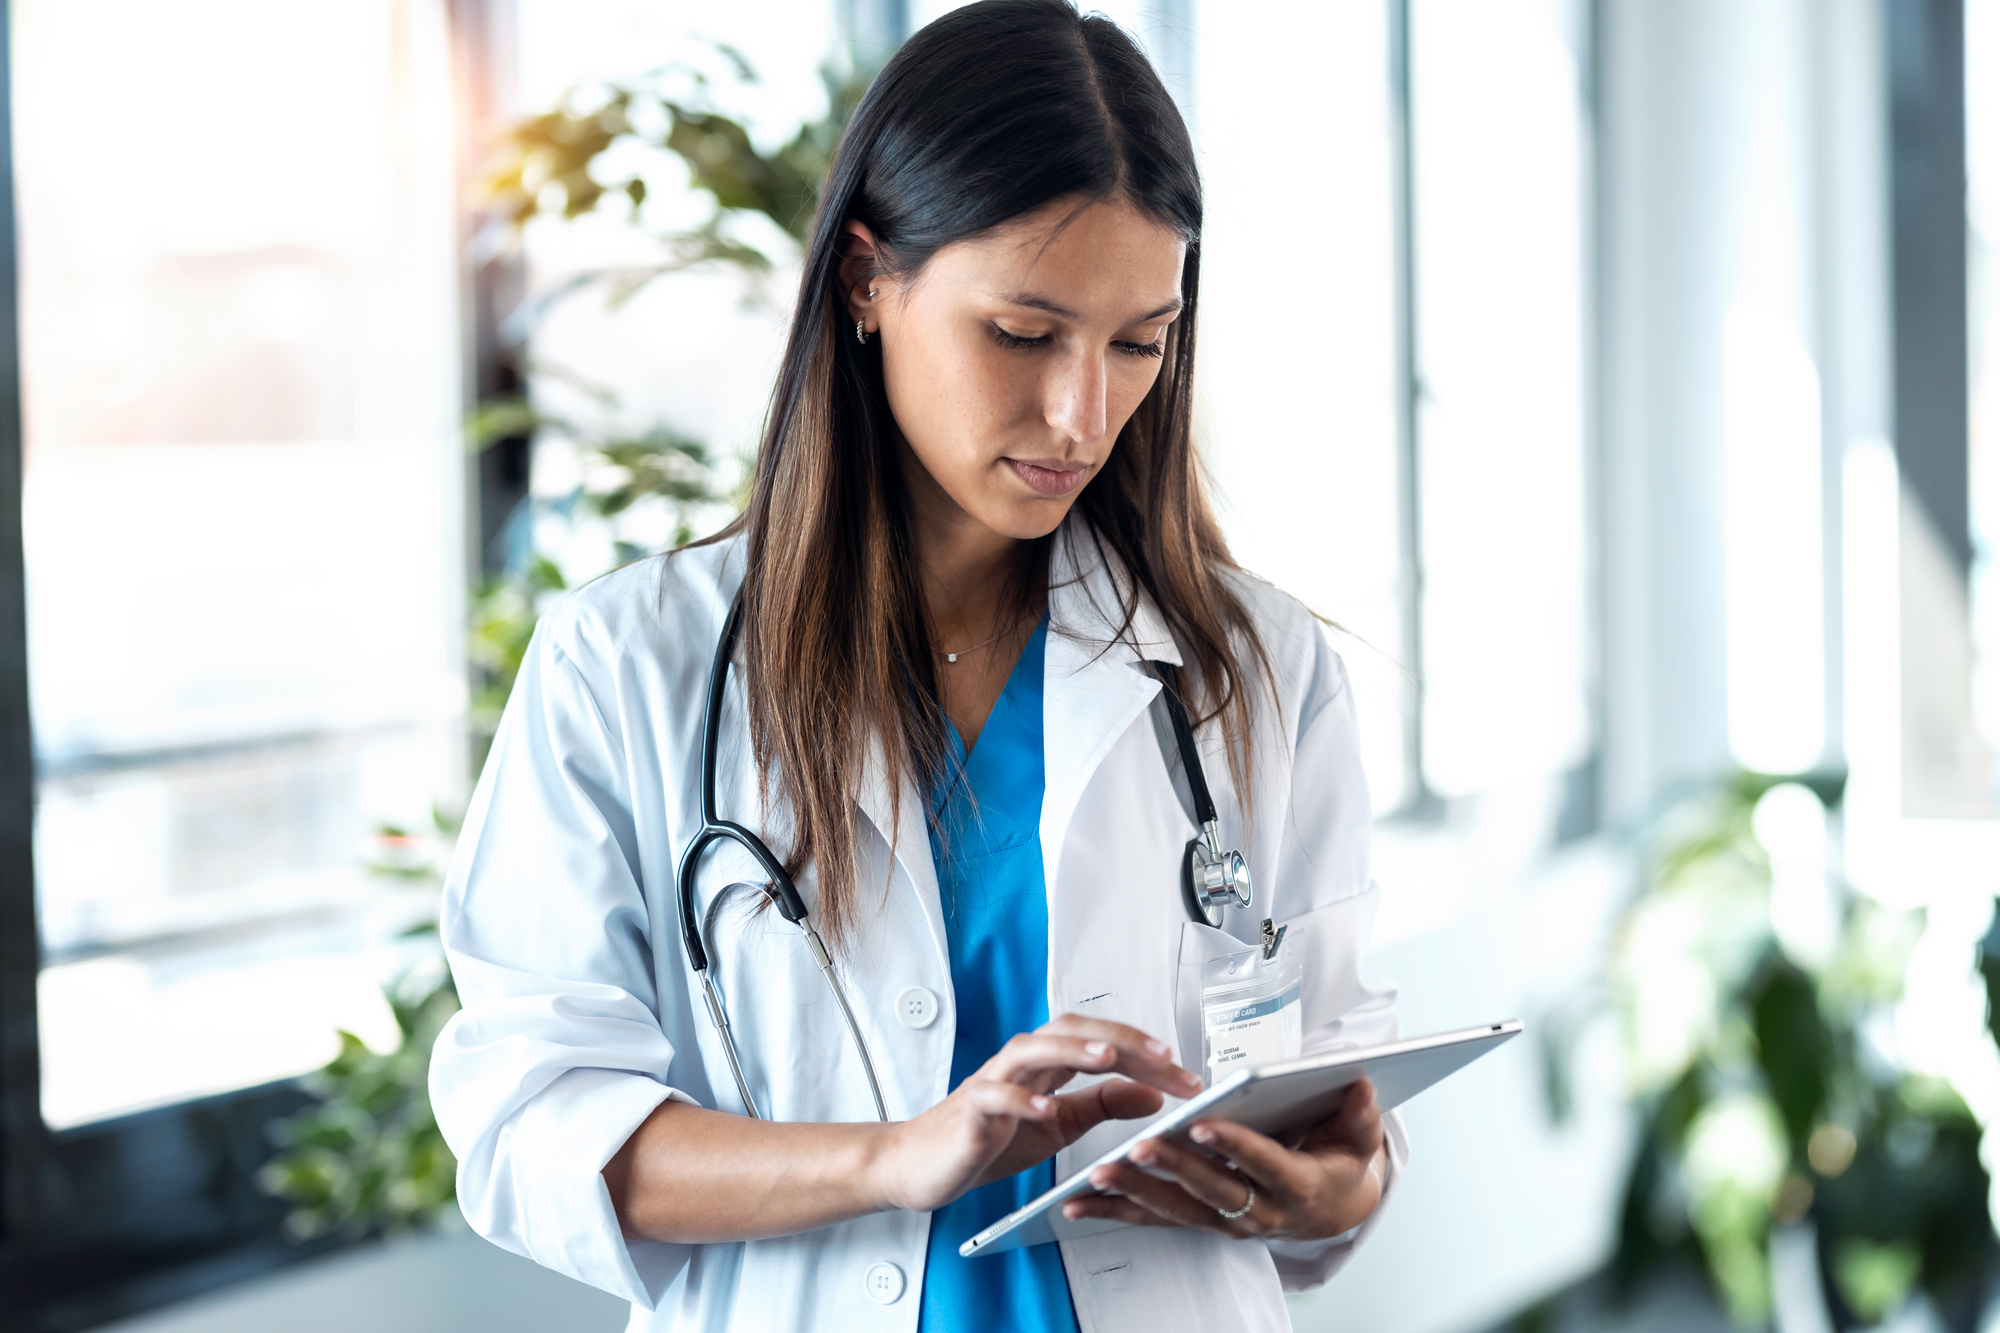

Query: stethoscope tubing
[675,589,1248,1125]
[676,593,887,1122]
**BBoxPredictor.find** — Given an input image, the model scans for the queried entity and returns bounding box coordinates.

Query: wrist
[854,1119,907,1214]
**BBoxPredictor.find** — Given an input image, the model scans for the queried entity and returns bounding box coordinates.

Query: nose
[1044,347,1109,450]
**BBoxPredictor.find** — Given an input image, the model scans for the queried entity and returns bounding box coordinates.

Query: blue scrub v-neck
[918,614,1078,1333]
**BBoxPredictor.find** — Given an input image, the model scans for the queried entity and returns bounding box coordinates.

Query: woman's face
[846,195,1186,543]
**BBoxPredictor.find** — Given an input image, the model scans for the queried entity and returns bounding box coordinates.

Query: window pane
[18,0,464,1128]
[1196,0,1409,811]
[1410,0,1592,797]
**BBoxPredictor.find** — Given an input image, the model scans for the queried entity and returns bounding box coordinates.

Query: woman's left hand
[1060,1078,1388,1242]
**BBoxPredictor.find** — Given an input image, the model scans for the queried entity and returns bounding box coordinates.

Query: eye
[989,323,1052,351]
[1114,338,1166,360]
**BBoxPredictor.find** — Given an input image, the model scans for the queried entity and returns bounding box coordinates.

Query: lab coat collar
[1039,519,1181,907]
[1046,520,1182,668]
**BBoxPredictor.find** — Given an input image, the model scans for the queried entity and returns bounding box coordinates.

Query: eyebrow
[1002,292,1184,323]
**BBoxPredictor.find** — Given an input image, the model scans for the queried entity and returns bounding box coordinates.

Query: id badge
[1200,930,1302,1084]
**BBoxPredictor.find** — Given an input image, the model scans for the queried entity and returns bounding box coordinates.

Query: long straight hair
[703,0,1270,945]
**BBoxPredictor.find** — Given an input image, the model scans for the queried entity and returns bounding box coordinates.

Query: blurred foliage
[1546,770,2000,1331]
[262,44,867,1243]
[467,46,866,758]
[257,976,460,1240]
[482,49,867,304]
[466,391,726,756]
[260,814,462,1239]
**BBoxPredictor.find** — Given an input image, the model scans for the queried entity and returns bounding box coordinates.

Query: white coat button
[864,1261,906,1304]
[895,986,939,1029]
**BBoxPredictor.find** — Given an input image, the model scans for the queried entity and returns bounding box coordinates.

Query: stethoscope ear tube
[804,924,890,1121]
[699,968,763,1120]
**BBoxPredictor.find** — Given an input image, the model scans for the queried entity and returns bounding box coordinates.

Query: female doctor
[430,2,1408,1329]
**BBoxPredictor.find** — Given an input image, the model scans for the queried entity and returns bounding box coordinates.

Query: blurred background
[0,0,1997,1330]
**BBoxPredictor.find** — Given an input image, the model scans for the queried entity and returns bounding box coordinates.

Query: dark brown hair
[700,0,1269,944]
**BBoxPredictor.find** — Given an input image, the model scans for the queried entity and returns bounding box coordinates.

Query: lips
[1007,459,1089,496]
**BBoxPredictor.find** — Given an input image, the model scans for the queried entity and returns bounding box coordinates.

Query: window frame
[0,2,512,1326]
[1889,0,1969,577]
[1384,0,1605,831]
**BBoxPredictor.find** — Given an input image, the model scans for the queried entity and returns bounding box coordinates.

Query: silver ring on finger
[1216,1181,1255,1220]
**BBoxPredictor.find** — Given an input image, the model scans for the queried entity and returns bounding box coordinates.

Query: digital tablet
[959,1019,1523,1257]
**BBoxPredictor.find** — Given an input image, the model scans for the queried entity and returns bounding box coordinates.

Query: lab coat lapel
[851,522,1179,979]
[1039,524,1182,902]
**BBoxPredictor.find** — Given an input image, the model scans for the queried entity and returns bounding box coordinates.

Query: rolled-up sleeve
[1259,629,1411,1291]
[429,618,694,1308]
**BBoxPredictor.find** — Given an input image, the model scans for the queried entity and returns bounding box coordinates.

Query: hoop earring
[854,286,877,345]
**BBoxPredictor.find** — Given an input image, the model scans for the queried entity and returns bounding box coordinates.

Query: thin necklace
[936,619,1021,665]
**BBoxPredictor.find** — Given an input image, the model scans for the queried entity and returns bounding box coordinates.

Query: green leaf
[262,968,463,1239]
[1745,954,1831,1156]
[467,399,546,448]
[1833,1239,1921,1324]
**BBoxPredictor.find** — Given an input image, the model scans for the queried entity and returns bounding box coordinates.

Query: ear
[837,220,886,329]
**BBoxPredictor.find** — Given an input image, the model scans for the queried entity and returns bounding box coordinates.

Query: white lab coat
[430,520,1409,1333]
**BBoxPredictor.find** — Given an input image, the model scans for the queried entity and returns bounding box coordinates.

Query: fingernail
[1132,1143,1153,1165]
[1145,1039,1170,1057]
[1084,1041,1111,1058]
[1190,1125,1214,1144]
[1032,1095,1053,1112]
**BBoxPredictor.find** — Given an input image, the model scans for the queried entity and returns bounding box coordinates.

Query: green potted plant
[1545,772,1999,1330]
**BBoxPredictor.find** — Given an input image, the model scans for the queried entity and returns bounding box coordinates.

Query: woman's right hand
[866,1014,1203,1215]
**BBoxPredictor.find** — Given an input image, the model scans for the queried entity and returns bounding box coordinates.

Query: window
[0,0,1602,1320]
[1407,0,1592,801]
[1198,0,1594,820]
[17,0,462,1127]
[1196,0,1413,806]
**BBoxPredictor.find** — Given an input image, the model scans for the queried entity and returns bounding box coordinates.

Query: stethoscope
[675,591,1253,1122]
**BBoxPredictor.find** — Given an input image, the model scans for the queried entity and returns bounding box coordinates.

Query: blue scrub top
[918,615,1080,1333]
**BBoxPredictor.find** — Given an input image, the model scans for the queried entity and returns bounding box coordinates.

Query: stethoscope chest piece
[1154,660,1255,929]
[1182,824,1254,928]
